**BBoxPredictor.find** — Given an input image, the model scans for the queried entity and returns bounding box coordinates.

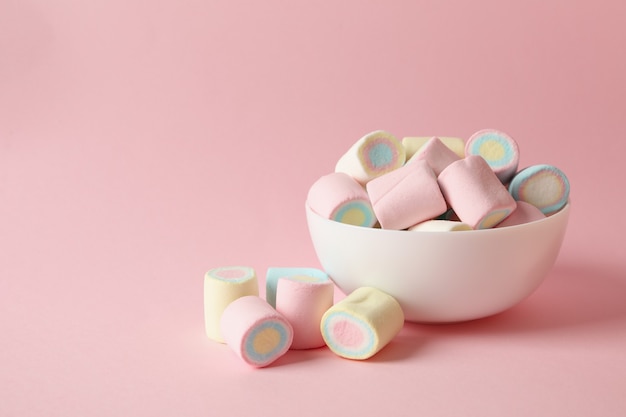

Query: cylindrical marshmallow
[496,200,546,228]
[402,136,465,159]
[408,219,472,232]
[220,295,293,368]
[335,130,406,185]
[306,172,377,227]
[407,137,461,176]
[465,129,519,184]
[508,164,570,215]
[321,287,404,360]
[204,266,259,343]
[438,155,517,229]
[276,275,334,350]
[265,267,329,308]
[366,159,447,230]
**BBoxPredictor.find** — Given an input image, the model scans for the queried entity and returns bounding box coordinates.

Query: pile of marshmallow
[307,129,570,230]
[204,266,402,367]
[205,129,570,368]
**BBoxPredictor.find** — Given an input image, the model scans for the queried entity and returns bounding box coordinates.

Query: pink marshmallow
[275,275,334,350]
[220,296,293,368]
[366,160,447,230]
[438,155,517,229]
[496,200,546,228]
[407,137,461,176]
[306,172,377,227]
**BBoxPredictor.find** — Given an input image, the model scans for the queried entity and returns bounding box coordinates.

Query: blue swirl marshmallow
[508,164,570,215]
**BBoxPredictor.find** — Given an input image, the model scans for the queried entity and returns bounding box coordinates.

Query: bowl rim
[305,200,571,235]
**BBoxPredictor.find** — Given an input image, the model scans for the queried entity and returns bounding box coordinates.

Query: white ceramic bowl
[305,203,570,323]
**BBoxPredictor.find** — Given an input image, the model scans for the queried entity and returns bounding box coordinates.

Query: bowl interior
[306,203,570,323]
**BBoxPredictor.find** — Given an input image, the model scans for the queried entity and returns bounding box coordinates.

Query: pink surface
[1,1,625,416]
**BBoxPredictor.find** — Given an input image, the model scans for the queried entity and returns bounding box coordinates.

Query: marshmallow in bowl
[438,155,517,229]
[497,200,546,228]
[408,219,472,232]
[407,136,461,175]
[366,159,447,230]
[306,172,377,227]
[465,128,520,184]
[508,164,570,215]
[307,129,569,232]
[335,130,406,185]
[402,136,465,159]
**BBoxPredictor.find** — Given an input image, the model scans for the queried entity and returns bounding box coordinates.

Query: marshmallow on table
[407,137,461,176]
[438,155,517,229]
[465,129,520,184]
[265,267,329,308]
[335,130,406,185]
[508,164,570,215]
[321,287,404,360]
[408,219,472,232]
[307,172,377,227]
[204,266,259,343]
[366,159,447,230]
[220,295,293,368]
[497,200,546,228]
[402,136,465,160]
[276,275,334,350]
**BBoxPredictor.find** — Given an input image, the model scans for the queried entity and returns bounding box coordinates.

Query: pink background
[2,1,625,415]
